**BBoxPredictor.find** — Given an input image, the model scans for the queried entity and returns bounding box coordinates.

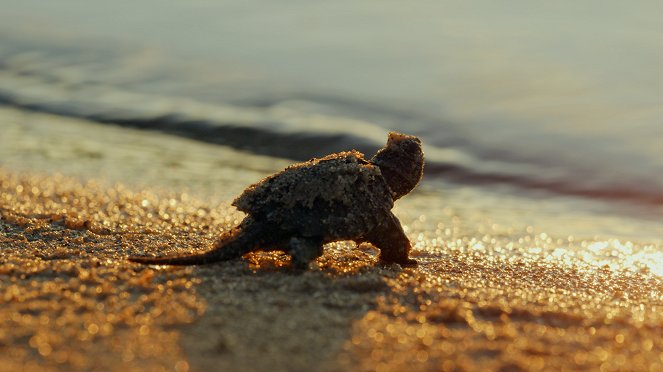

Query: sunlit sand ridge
[1,169,661,371]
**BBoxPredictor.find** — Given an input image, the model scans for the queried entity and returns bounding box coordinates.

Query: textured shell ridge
[230,150,394,237]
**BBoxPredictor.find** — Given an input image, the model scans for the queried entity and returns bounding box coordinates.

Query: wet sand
[1,107,662,371]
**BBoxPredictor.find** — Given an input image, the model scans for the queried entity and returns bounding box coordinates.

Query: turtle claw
[400,258,418,267]
[288,237,323,271]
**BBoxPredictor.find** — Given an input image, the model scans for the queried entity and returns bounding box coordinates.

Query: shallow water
[1,1,663,210]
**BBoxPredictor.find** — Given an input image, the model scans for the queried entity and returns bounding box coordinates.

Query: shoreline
[1,107,661,371]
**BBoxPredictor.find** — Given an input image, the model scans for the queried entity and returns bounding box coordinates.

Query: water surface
[1,1,663,208]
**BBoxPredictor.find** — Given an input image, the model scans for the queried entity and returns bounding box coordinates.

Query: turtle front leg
[287,237,324,270]
[362,212,417,266]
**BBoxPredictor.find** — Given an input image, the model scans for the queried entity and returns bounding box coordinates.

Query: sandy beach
[1,106,662,371]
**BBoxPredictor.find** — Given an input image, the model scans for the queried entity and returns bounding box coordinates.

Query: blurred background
[2,1,663,211]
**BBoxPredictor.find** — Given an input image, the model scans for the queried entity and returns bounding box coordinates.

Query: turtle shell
[232,150,394,240]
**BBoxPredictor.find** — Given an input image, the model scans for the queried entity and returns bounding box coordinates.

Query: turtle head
[371,132,424,200]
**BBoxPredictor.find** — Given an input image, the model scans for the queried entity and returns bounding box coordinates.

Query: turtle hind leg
[287,237,323,270]
[362,212,417,266]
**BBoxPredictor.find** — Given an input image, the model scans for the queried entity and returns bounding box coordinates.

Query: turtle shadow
[177,248,403,372]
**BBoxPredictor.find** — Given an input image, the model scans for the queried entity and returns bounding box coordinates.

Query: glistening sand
[1,107,662,371]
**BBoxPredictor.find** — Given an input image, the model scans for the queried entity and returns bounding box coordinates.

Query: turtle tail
[129,218,263,266]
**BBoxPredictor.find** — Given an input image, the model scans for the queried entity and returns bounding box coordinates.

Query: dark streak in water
[2,88,663,208]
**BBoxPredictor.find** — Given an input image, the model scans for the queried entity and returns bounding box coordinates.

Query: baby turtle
[129,132,424,269]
